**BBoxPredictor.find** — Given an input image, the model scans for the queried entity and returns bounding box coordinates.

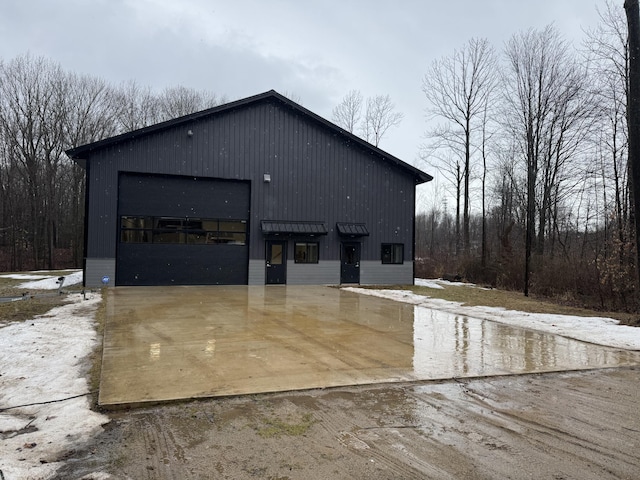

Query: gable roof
[66,90,432,185]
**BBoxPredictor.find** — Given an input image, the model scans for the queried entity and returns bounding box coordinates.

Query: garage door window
[121,216,246,245]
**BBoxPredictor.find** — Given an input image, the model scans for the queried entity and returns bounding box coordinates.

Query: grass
[0,271,85,325]
[0,296,68,325]
[363,283,639,326]
[254,413,316,438]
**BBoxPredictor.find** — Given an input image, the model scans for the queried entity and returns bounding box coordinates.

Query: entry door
[341,242,361,284]
[266,241,287,284]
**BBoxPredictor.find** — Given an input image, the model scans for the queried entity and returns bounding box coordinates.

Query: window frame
[120,216,247,246]
[381,243,404,264]
[294,241,319,264]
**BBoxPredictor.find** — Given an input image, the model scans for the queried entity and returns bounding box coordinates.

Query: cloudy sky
[0,0,614,174]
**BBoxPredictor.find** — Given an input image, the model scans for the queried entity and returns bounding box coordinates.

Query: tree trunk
[525,165,535,297]
[625,0,640,290]
[464,125,471,254]
[456,162,462,257]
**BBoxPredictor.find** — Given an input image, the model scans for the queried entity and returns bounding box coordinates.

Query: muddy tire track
[54,367,640,480]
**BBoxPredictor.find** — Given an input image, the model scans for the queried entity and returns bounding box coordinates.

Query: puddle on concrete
[99,286,640,406]
[412,308,639,378]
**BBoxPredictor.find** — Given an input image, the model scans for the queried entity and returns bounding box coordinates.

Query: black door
[266,241,287,284]
[117,173,250,286]
[340,242,361,284]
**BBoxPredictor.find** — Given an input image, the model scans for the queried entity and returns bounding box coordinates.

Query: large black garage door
[116,173,250,286]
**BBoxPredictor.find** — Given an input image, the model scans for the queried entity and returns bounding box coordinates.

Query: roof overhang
[261,220,328,236]
[336,222,370,237]
[65,90,433,185]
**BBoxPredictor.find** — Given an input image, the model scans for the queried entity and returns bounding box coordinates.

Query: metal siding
[360,261,414,285]
[248,259,265,285]
[84,99,418,284]
[85,258,116,288]
[287,261,341,285]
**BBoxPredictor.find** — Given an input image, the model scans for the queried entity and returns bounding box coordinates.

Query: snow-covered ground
[0,270,84,291]
[0,275,108,479]
[0,274,638,479]
[346,278,640,351]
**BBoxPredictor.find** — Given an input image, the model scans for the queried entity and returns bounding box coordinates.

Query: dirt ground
[54,366,640,480]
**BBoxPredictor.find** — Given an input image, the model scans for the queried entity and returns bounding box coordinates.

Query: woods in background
[0,1,637,314]
[0,54,224,271]
[417,1,638,312]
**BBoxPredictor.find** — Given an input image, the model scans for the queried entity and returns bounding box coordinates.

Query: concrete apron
[99,285,640,407]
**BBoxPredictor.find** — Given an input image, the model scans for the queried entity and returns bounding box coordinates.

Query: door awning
[261,220,328,236]
[336,222,369,237]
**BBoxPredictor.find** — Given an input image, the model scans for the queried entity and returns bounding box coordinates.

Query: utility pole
[624,0,640,291]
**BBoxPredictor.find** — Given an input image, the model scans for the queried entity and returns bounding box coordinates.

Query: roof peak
[66,90,432,184]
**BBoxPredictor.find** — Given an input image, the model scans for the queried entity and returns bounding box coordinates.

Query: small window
[295,242,319,263]
[381,243,404,264]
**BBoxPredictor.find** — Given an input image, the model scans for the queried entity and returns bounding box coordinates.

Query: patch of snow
[436,279,475,287]
[414,278,489,290]
[414,278,444,289]
[345,286,640,351]
[0,292,109,479]
[0,274,50,280]
[17,270,83,290]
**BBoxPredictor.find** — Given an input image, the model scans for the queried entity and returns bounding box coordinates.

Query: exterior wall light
[187,130,194,137]
[263,173,271,183]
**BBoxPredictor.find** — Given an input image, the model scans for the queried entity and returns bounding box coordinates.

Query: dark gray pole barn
[66,90,432,287]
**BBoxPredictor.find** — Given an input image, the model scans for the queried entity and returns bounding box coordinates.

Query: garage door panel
[117,244,248,285]
[117,173,250,286]
[119,173,250,219]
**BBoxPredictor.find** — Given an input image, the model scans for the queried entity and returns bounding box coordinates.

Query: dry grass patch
[0,296,68,325]
[253,413,316,438]
[89,293,107,408]
[368,284,638,326]
[0,270,86,325]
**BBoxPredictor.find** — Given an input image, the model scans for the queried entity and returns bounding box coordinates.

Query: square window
[381,243,404,264]
[295,242,319,263]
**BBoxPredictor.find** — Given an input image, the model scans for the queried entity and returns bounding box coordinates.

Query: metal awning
[336,222,369,237]
[261,220,328,236]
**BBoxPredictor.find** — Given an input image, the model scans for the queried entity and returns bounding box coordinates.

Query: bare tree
[332,89,363,133]
[361,94,403,147]
[422,38,498,254]
[332,91,402,147]
[64,73,119,146]
[157,85,223,121]
[585,1,638,305]
[280,91,302,105]
[62,73,121,264]
[479,95,492,267]
[0,55,126,269]
[502,26,592,295]
[0,52,231,271]
[0,54,64,268]
[115,80,160,132]
[420,146,465,255]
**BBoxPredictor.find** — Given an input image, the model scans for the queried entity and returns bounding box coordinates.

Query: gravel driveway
[55,366,640,479]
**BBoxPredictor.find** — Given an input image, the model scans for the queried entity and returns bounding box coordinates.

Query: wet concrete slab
[99,285,640,407]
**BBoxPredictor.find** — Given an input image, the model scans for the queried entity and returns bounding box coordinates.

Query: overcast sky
[0,0,614,173]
